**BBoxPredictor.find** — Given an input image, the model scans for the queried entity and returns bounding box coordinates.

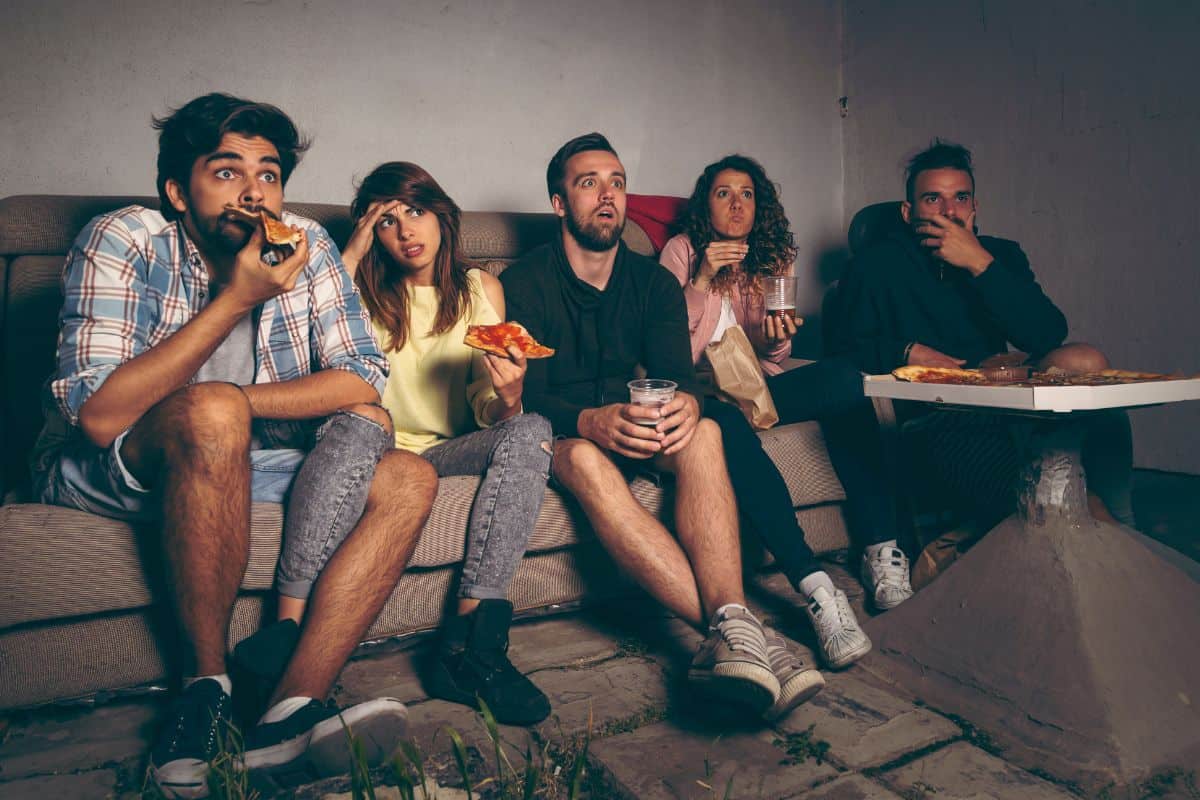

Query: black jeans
[704,357,898,590]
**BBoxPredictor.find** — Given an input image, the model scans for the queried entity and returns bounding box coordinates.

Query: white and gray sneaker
[804,586,872,669]
[861,545,914,610]
[688,606,780,714]
[761,627,825,721]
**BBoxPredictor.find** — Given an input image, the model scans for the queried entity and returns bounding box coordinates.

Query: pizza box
[863,375,1200,413]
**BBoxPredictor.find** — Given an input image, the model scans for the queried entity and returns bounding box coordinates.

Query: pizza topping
[464,322,555,359]
[223,205,303,251]
[893,364,1187,386]
[892,366,988,385]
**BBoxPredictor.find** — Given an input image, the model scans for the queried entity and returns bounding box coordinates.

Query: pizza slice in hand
[464,322,555,359]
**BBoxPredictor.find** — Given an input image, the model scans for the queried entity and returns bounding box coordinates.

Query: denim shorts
[39,429,306,522]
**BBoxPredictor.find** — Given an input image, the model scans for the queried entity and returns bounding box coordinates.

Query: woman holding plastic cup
[659,155,909,669]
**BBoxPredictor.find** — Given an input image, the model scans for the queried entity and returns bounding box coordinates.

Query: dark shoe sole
[687,663,779,714]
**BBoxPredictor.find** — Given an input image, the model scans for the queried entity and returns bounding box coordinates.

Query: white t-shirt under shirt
[707,293,740,345]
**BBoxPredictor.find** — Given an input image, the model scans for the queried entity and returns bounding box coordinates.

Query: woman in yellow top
[342,162,552,725]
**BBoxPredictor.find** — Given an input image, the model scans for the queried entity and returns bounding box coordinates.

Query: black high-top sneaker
[149,678,233,799]
[230,619,300,729]
[426,599,551,725]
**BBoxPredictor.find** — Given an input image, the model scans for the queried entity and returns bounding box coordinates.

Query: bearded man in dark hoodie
[826,140,1135,528]
[500,133,835,722]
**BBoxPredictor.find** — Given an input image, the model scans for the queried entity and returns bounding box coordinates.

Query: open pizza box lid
[863,374,1200,413]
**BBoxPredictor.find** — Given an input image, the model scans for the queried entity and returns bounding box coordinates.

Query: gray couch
[0,194,853,710]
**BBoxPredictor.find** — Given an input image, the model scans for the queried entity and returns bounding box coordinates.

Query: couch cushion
[0,544,630,709]
[0,417,843,631]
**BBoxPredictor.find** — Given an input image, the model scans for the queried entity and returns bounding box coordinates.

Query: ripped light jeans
[275,408,392,599]
[419,413,554,600]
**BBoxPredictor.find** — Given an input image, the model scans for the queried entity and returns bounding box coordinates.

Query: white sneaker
[688,606,780,714]
[861,545,914,610]
[761,627,825,721]
[804,586,872,669]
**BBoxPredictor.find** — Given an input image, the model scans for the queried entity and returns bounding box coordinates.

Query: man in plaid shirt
[32,93,437,798]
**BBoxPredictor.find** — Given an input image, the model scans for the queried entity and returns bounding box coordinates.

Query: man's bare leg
[122,382,253,677]
[552,438,704,626]
[271,445,438,702]
[654,418,746,618]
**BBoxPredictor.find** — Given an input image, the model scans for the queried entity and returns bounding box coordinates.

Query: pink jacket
[658,234,791,376]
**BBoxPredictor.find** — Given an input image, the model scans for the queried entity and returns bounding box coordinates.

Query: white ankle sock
[798,571,836,599]
[865,539,899,559]
[712,602,750,622]
[259,696,314,726]
[183,673,231,695]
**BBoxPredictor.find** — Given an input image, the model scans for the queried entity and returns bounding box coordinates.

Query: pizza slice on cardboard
[892,365,989,385]
[464,322,555,359]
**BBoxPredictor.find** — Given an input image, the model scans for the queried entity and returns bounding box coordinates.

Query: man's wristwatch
[902,342,916,363]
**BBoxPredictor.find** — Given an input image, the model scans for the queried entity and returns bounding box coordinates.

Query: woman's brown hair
[351,162,472,351]
[682,154,797,293]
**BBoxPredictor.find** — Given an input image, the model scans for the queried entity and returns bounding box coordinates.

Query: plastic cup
[763,275,798,322]
[627,379,677,426]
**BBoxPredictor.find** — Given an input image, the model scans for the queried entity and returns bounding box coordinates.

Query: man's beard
[564,202,624,252]
[190,208,257,258]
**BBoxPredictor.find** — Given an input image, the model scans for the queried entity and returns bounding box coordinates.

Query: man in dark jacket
[827,140,1133,527]
[501,133,828,722]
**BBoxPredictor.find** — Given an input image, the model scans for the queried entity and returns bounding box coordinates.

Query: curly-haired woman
[338,162,553,725]
[660,155,910,668]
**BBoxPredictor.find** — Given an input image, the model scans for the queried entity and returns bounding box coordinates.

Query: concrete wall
[841,1,1200,473]
[0,0,844,324]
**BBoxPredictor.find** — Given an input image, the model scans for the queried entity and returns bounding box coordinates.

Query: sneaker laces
[868,548,911,589]
[713,611,769,661]
[155,684,230,763]
[809,589,859,639]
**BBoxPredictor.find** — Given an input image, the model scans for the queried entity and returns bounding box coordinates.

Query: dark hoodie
[499,235,702,437]
[825,228,1068,374]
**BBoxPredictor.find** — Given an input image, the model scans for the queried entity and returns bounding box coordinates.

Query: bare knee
[658,418,722,473]
[370,448,437,510]
[339,402,394,438]
[1039,342,1110,374]
[552,438,613,489]
[159,383,252,454]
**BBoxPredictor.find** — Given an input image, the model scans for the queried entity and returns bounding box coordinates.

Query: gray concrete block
[590,719,838,800]
[0,769,118,800]
[882,741,1077,799]
[0,700,156,779]
[796,774,904,799]
[778,672,960,769]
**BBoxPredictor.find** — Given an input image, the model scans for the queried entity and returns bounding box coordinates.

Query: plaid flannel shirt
[44,205,387,451]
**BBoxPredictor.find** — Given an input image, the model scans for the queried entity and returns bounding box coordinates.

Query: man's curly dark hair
[682,154,796,292]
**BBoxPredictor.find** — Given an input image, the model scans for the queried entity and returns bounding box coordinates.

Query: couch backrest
[0,194,654,500]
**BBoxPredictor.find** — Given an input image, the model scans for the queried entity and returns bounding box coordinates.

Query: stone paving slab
[589,718,839,800]
[778,671,961,769]
[537,656,671,736]
[0,699,156,780]
[795,774,904,799]
[881,741,1077,799]
[0,768,119,799]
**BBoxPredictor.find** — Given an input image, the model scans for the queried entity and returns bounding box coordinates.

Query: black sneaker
[426,599,551,726]
[149,678,233,799]
[243,697,409,793]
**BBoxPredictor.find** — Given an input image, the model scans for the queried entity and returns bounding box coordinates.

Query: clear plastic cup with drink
[627,379,677,426]
[763,275,798,322]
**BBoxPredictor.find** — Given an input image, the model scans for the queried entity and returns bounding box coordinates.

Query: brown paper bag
[704,326,779,430]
